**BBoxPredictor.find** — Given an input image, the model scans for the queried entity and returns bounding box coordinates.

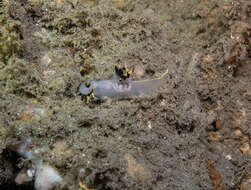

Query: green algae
[0,16,21,66]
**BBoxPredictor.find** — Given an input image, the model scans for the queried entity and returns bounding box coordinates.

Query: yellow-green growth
[0,19,21,64]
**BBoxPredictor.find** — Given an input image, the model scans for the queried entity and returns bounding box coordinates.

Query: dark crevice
[0,149,34,190]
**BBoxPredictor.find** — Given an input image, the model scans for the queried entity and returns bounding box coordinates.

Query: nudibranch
[79,65,168,102]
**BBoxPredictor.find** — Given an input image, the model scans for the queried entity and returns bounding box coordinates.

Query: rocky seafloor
[0,0,250,190]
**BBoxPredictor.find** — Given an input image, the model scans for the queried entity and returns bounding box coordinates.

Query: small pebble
[215,120,223,130]
[239,142,250,153]
[133,65,145,77]
[147,121,152,129]
[225,155,232,160]
[15,169,34,185]
[27,168,35,178]
[19,104,46,121]
[233,129,242,136]
[41,55,51,67]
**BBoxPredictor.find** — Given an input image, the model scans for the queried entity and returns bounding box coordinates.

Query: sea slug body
[79,68,168,100]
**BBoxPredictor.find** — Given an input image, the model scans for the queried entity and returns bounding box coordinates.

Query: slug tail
[159,69,169,79]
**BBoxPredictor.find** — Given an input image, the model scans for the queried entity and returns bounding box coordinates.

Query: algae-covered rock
[0,124,13,154]
[0,57,28,93]
[0,0,250,189]
[0,19,21,64]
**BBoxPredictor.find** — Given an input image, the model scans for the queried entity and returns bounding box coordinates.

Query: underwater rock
[124,153,151,183]
[16,138,63,190]
[35,163,62,190]
[15,168,34,185]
